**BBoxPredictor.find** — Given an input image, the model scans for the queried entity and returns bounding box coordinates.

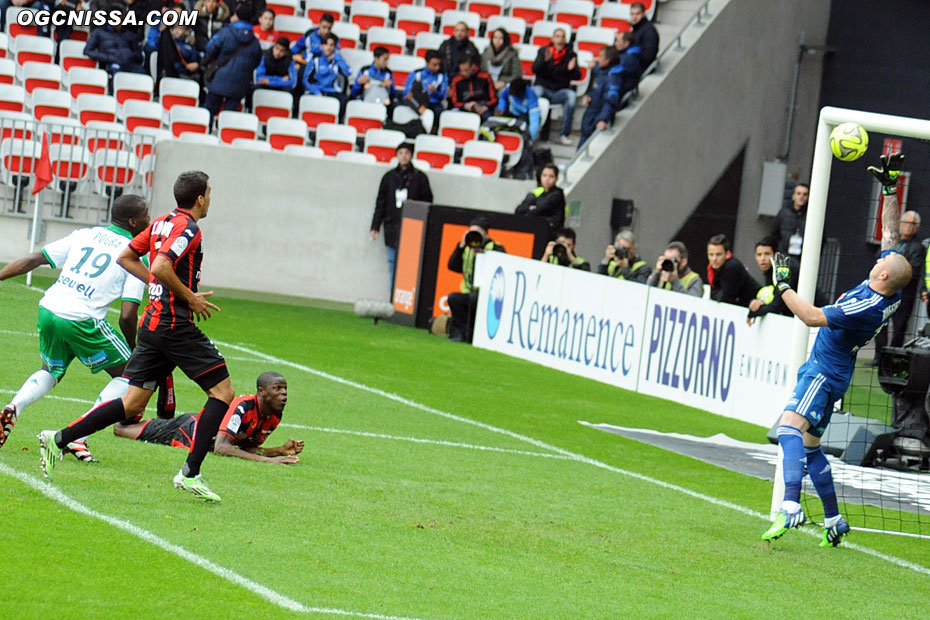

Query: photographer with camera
[447,216,506,342]
[646,241,702,296]
[540,228,590,271]
[598,231,650,283]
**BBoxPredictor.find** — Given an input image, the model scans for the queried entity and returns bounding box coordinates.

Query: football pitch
[1,274,928,619]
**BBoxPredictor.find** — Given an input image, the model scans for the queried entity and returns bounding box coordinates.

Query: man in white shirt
[0,195,151,457]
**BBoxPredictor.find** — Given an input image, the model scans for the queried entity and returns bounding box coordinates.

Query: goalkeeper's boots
[63,440,97,463]
[173,470,221,503]
[761,508,806,541]
[37,430,62,479]
[820,517,850,547]
[0,404,17,449]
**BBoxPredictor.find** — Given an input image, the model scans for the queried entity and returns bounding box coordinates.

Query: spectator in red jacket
[253,8,279,51]
[449,54,497,121]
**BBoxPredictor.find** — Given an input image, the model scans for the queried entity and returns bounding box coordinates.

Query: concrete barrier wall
[567,0,831,270]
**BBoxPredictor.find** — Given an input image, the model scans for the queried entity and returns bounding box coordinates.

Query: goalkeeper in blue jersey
[761,153,912,547]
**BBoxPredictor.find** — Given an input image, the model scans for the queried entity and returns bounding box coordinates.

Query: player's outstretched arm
[770,253,827,327]
[0,250,49,281]
[870,153,904,251]
[262,439,304,457]
[150,255,220,321]
[214,433,299,464]
[117,246,151,284]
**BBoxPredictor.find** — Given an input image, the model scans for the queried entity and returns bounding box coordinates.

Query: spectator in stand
[255,37,297,92]
[225,0,266,21]
[193,0,230,51]
[157,22,203,81]
[598,230,650,282]
[447,216,506,343]
[450,54,497,121]
[578,38,643,148]
[439,21,480,78]
[540,227,590,271]
[145,3,178,65]
[495,78,540,140]
[647,241,703,296]
[614,31,644,99]
[876,211,923,352]
[747,236,797,324]
[352,46,396,105]
[706,233,761,306]
[292,12,337,62]
[515,163,564,231]
[629,1,659,68]
[253,7,278,50]
[771,183,808,257]
[203,4,262,128]
[403,50,448,123]
[370,143,434,293]
[303,33,352,112]
[85,14,146,75]
[531,28,581,146]
[481,27,521,93]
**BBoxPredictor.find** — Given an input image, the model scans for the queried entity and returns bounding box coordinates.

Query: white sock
[72,377,129,444]
[781,500,802,514]
[10,370,57,414]
[824,514,842,528]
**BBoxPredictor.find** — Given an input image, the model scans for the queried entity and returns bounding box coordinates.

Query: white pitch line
[0,463,431,620]
[218,340,930,578]
[281,424,574,461]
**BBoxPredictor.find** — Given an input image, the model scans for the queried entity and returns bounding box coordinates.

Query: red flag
[32,131,52,195]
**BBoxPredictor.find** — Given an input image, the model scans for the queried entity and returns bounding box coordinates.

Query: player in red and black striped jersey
[40,171,235,502]
[114,372,302,465]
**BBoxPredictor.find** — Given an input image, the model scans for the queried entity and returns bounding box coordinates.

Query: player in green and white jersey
[0,195,151,457]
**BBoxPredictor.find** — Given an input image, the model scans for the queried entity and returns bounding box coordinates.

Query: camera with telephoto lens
[661,257,679,272]
[464,230,485,248]
[552,242,571,266]
[613,245,628,260]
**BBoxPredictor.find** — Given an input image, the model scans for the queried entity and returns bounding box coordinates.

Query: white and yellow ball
[829,122,869,161]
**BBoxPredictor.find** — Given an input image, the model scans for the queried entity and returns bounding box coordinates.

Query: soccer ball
[829,122,869,161]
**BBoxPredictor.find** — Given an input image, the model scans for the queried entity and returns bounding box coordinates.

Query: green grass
[1,271,929,619]
[844,360,894,424]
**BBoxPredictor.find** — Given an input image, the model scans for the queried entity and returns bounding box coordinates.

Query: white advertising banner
[473,253,794,428]
[473,253,647,391]
[636,286,794,427]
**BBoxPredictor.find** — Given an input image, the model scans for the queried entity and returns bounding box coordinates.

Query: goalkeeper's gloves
[772,253,792,293]
[868,152,905,196]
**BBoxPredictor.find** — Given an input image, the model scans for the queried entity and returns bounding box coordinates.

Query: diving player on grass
[39,171,235,503]
[761,153,911,546]
[0,195,155,460]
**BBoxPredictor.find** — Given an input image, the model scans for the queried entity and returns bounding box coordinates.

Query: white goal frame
[770,107,930,535]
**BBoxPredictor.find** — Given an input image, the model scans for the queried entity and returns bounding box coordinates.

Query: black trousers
[448,291,478,342]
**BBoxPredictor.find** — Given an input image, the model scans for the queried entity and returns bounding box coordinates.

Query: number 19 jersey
[39,225,145,321]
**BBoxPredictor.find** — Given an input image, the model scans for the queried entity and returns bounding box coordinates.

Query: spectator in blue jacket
[203,4,263,127]
[403,49,447,121]
[352,46,395,105]
[84,17,146,75]
[255,37,298,91]
[157,22,203,81]
[291,12,337,62]
[613,31,644,99]
[303,33,352,110]
[578,46,624,149]
[495,78,540,141]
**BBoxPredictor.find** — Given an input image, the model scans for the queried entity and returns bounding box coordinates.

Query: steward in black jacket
[370,145,433,249]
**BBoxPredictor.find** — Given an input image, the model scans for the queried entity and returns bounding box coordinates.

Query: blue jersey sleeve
[822,293,885,332]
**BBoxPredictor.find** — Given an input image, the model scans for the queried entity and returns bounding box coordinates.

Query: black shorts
[124,322,229,392]
[137,414,198,449]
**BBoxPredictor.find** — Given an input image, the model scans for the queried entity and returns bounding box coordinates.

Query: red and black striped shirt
[129,208,203,331]
[217,394,282,451]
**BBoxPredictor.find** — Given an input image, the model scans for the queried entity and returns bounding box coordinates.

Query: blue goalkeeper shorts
[785,362,847,438]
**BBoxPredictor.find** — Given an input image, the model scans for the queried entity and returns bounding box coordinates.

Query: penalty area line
[218,341,930,578]
[0,462,432,620]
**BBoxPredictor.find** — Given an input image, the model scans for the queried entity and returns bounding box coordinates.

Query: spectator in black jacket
[629,2,659,67]
[203,4,262,129]
[438,21,480,78]
[449,54,497,120]
[370,143,434,293]
[193,0,230,51]
[157,21,202,82]
[771,182,808,257]
[747,236,797,324]
[515,164,565,231]
[876,211,924,352]
[531,28,581,145]
[84,18,146,75]
[255,36,297,92]
[598,230,650,283]
[706,234,760,307]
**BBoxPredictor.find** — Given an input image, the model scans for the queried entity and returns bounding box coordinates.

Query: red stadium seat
[217,110,259,144]
[345,100,386,134]
[461,139,503,176]
[169,105,210,137]
[66,67,108,99]
[413,134,454,169]
[267,117,309,150]
[298,94,341,130]
[252,88,294,124]
[364,128,405,162]
[438,110,479,145]
[315,122,357,156]
[394,5,435,39]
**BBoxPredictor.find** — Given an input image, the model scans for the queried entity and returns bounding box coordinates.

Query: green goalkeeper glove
[868,152,905,196]
[772,253,792,293]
